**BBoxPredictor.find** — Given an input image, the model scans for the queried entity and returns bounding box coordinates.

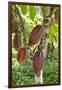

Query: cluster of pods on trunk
[13,25,44,75]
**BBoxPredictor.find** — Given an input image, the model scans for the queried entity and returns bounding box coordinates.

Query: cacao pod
[14,31,21,50]
[55,8,59,24]
[28,25,43,47]
[33,50,44,76]
[12,14,18,33]
[17,48,26,64]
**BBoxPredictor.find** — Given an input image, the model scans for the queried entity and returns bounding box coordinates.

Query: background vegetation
[12,4,59,86]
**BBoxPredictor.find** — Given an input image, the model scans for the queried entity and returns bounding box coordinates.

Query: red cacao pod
[55,8,59,24]
[33,50,44,76]
[12,15,18,33]
[17,48,26,64]
[28,25,43,47]
[14,32,21,50]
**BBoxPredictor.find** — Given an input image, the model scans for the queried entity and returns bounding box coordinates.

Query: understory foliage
[12,4,59,86]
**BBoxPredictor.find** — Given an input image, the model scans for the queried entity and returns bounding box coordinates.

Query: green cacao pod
[33,50,44,76]
[28,25,43,47]
[14,31,21,50]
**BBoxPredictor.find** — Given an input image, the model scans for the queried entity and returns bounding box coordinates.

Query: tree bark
[34,7,57,84]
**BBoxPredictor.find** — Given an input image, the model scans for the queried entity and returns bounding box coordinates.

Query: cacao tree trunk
[34,70,43,84]
[34,7,57,84]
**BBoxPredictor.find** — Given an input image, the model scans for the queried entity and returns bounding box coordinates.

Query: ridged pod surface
[14,32,21,50]
[55,11,59,24]
[12,15,18,33]
[28,25,43,47]
[33,50,44,76]
[17,48,26,64]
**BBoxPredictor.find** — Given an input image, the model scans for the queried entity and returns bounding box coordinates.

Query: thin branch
[12,11,21,32]
[14,5,27,46]
[14,5,34,58]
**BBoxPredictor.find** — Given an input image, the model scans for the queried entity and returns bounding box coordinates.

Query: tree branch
[14,5,27,46]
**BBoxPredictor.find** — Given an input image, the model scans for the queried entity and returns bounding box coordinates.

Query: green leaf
[29,6,36,20]
[48,23,58,44]
[50,23,58,36]
[48,35,52,44]
[20,5,27,15]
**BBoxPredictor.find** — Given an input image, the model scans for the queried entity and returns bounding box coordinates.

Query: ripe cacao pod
[14,31,21,50]
[17,48,26,64]
[28,25,44,47]
[12,14,18,33]
[55,8,59,24]
[33,50,44,76]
